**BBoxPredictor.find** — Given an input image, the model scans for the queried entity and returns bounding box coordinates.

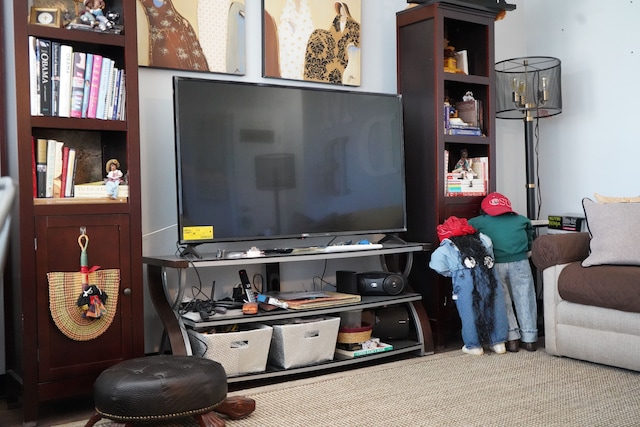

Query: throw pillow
[582,198,640,266]
[593,193,640,203]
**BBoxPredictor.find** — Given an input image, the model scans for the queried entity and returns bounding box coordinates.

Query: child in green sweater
[468,192,537,352]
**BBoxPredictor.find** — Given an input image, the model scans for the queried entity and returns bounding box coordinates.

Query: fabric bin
[188,323,272,377]
[268,316,340,369]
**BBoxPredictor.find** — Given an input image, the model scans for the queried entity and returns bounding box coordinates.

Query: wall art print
[263,0,361,86]
[136,0,246,75]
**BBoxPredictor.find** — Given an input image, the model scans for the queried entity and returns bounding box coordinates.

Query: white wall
[495,0,640,217]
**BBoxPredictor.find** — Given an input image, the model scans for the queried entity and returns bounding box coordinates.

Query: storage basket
[188,323,272,377]
[268,316,340,369]
[337,323,373,344]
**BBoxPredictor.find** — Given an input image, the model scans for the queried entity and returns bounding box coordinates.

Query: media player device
[238,269,256,302]
[356,272,406,296]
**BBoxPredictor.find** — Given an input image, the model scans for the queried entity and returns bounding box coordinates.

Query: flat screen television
[173,77,407,252]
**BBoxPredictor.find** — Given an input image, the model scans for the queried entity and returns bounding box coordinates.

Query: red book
[60,146,70,198]
[87,55,103,119]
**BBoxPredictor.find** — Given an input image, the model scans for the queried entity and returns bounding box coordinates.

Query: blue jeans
[452,269,509,349]
[495,260,538,343]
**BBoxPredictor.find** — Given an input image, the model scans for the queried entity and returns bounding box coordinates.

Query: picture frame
[30,7,62,28]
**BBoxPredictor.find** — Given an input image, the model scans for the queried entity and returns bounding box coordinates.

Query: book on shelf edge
[73,183,129,198]
[59,146,70,198]
[52,141,64,198]
[70,52,86,118]
[95,58,113,120]
[58,44,73,118]
[35,138,47,198]
[81,53,94,118]
[37,38,52,116]
[64,148,77,198]
[87,54,103,119]
[45,139,56,197]
[335,342,393,358]
[51,42,60,117]
[29,36,40,116]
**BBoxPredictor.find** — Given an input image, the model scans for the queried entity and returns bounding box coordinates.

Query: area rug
[56,349,640,427]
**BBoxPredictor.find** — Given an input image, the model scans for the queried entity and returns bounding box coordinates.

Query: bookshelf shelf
[6,1,143,424]
[397,1,497,349]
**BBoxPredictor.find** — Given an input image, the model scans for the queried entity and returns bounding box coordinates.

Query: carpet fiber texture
[57,349,640,427]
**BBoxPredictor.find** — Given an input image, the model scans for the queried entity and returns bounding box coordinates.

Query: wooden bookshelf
[5,1,143,424]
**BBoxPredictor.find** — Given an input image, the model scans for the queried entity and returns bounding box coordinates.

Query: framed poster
[263,0,361,86]
[136,0,246,75]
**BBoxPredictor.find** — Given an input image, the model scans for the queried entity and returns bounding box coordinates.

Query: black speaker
[372,306,410,340]
[356,272,406,296]
[336,270,358,294]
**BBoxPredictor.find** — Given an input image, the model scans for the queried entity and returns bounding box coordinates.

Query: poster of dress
[136,0,246,75]
[263,0,361,86]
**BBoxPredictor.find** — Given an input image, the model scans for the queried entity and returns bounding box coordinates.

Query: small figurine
[80,0,116,31]
[452,148,474,174]
[104,158,123,199]
[463,91,475,102]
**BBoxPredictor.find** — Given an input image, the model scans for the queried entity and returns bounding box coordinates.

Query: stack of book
[335,338,393,358]
[444,156,489,197]
[28,36,126,120]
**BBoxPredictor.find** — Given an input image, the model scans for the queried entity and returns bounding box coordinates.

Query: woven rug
[56,349,640,427]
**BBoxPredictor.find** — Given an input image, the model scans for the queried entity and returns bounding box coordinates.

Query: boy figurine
[429,216,509,356]
[469,192,537,352]
[104,159,123,199]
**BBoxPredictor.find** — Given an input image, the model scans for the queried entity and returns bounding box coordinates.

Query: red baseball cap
[481,192,514,216]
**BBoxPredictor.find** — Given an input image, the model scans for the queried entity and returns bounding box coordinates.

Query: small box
[268,316,340,369]
[548,214,585,232]
[188,324,272,377]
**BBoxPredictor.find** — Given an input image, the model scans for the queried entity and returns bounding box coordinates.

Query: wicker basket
[337,323,373,344]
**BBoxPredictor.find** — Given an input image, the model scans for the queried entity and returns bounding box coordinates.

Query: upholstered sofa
[532,231,640,371]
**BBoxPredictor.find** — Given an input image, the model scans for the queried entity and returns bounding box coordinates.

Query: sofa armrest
[531,232,591,271]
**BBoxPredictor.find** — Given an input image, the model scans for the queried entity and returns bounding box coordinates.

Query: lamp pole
[524,109,536,220]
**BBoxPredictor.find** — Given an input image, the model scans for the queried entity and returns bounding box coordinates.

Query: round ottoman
[85,355,255,426]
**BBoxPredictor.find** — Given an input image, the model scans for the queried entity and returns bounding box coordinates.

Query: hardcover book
[36,138,47,198]
[87,54,103,119]
[58,44,74,118]
[70,52,87,118]
[28,36,40,116]
[81,53,94,118]
[37,39,52,116]
[335,341,393,358]
[51,42,61,117]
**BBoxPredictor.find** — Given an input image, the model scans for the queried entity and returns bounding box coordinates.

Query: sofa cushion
[594,193,640,203]
[558,262,640,313]
[582,198,640,266]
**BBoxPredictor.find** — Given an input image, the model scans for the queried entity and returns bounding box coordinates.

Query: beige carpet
[56,349,640,427]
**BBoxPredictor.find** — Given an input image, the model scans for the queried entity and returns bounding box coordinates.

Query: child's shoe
[462,345,484,356]
[490,342,506,354]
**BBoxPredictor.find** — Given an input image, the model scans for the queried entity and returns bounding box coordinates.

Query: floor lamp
[495,57,562,220]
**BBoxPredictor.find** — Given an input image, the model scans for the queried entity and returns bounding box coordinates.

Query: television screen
[173,77,407,247]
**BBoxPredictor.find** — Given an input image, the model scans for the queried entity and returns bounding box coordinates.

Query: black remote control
[238,269,256,303]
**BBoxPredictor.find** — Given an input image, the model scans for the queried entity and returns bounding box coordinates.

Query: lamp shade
[495,56,562,119]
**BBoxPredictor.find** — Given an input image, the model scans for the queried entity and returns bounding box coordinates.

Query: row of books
[28,36,126,121]
[32,137,129,199]
[33,137,77,198]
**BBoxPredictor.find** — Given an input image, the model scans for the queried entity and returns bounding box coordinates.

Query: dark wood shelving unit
[5,1,143,424]
[397,1,499,349]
